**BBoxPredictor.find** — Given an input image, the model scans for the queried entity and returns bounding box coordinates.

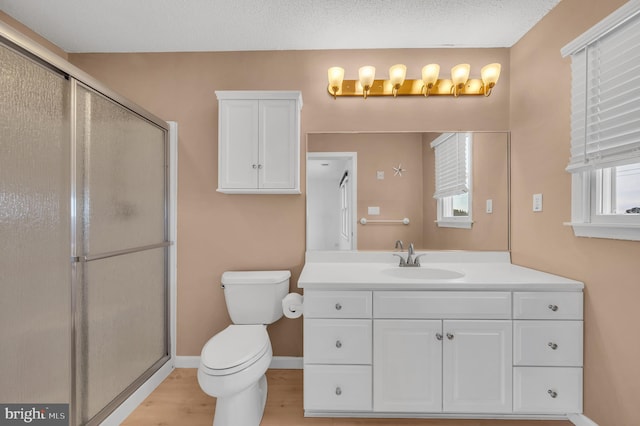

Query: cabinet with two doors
[216,91,302,194]
[303,289,583,419]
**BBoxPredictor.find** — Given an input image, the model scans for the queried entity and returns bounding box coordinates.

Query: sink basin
[382,267,465,280]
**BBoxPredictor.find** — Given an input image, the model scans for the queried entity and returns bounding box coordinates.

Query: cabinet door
[218,100,259,189]
[373,320,442,412]
[443,320,512,413]
[258,99,297,189]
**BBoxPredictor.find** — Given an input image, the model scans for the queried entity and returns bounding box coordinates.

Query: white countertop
[298,251,584,291]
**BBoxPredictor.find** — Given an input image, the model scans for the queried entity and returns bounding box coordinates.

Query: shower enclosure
[0,23,171,426]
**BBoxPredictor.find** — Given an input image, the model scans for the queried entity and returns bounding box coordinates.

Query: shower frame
[0,21,173,426]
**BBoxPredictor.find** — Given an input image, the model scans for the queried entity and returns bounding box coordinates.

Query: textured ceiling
[0,0,561,53]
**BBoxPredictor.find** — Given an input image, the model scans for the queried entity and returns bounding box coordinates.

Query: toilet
[197,270,290,426]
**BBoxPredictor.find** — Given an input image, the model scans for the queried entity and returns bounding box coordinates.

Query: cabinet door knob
[436,333,443,341]
[548,389,558,398]
[335,303,342,311]
[252,164,258,169]
[335,340,342,348]
[335,387,342,396]
[446,333,454,340]
[548,304,559,312]
[548,342,558,350]
[257,164,263,169]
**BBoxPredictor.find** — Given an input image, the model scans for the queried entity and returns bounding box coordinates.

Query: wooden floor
[122,369,571,426]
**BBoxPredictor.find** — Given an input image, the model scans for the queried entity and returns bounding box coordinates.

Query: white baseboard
[568,413,599,426]
[175,355,200,368]
[269,356,303,369]
[99,359,174,426]
[175,355,303,370]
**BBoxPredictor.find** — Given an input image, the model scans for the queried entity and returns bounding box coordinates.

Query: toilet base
[213,374,268,426]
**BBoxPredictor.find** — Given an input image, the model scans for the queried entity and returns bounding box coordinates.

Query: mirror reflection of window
[432,132,473,229]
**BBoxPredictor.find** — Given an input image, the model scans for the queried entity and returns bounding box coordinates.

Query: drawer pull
[548,389,558,398]
[548,342,558,350]
[335,302,342,311]
[436,333,443,341]
[548,304,559,312]
[335,340,342,349]
[446,333,454,340]
[335,387,342,396]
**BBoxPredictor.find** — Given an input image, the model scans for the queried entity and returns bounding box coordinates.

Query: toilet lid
[201,325,269,372]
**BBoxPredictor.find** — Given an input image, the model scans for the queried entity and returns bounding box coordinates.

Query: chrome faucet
[394,240,404,250]
[392,242,425,267]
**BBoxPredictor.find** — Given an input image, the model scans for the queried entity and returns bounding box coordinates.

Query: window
[562,2,640,241]
[432,132,473,229]
[339,173,350,241]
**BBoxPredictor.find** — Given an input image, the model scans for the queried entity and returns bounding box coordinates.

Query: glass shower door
[74,84,169,424]
[0,43,71,404]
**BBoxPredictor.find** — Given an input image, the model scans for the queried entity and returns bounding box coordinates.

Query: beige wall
[308,133,425,250]
[509,0,640,425]
[66,48,510,361]
[423,132,509,250]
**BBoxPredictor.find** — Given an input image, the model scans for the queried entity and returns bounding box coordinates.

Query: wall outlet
[533,193,543,212]
[486,199,493,214]
[368,206,380,215]
[376,171,384,180]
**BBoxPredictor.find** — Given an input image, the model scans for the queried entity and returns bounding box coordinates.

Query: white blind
[567,11,640,173]
[431,133,469,198]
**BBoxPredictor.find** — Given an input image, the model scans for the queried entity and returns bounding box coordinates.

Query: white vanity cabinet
[513,292,584,414]
[215,91,302,194]
[303,290,373,412]
[373,292,512,414]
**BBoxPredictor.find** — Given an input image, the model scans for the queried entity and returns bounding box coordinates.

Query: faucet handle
[413,254,426,266]
[392,253,406,265]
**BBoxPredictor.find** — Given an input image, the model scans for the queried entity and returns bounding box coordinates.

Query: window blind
[567,11,640,173]
[431,133,469,198]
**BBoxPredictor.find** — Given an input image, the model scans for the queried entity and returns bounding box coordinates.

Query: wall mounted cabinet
[216,91,302,194]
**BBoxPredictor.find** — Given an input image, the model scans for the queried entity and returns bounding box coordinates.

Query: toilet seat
[200,325,270,376]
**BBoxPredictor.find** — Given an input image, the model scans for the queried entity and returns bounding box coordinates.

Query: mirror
[306,132,509,251]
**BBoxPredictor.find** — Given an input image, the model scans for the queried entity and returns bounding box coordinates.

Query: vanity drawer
[513,292,583,320]
[304,290,372,318]
[374,291,511,319]
[304,319,372,364]
[514,367,583,414]
[304,365,372,411]
[514,321,583,366]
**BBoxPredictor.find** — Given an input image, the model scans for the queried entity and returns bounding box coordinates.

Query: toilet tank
[221,270,291,324]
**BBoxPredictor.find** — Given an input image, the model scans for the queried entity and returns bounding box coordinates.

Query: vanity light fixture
[450,63,471,97]
[481,63,501,97]
[421,64,440,97]
[358,66,376,99]
[328,66,345,99]
[326,63,500,98]
[389,64,407,97]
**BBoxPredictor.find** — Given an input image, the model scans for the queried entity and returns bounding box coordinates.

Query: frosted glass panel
[76,85,166,255]
[0,44,71,402]
[80,248,167,421]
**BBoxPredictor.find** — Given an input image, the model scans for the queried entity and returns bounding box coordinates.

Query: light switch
[533,193,543,212]
[377,171,384,180]
[486,199,493,214]
[368,206,380,215]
